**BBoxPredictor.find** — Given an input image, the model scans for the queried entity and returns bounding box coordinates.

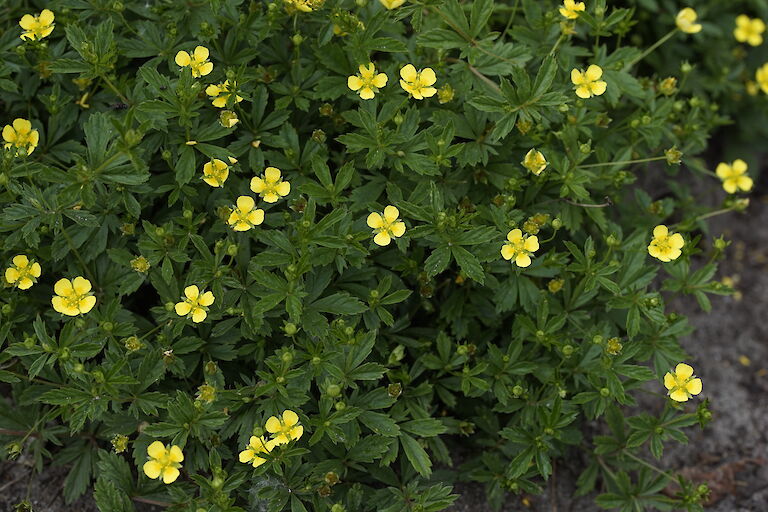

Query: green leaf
[400,433,432,477]
[310,293,367,315]
[425,246,451,278]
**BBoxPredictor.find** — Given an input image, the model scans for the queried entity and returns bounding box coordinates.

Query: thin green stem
[502,0,521,36]
[623,451,675,481]
[61,228,96,283]
[100,75,129,104]
[624,29,678,70]
[578,155,667,169]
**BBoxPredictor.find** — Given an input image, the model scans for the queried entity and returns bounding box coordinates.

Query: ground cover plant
[0,0,762,511]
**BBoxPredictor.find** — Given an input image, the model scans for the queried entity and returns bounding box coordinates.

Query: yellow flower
[348,63,388,100]
[735,15,765,46]
[501,229,539,268]
[143,441,184,484]
[239,435,278,467]
[522,149,547,175]
[399,64,437,100]
[663,363,702,402]
[5,255,41,290]
[559,0,585,20]
[219,110,239,128]
[2,118,40,156]
[380,0,406,9]
[174,46,213,78]
[51,277,96,316]
[284,0,314,12]
[228,196,265,231]
[571,65,607,99]
[676,8,702,34]
[715,159,753,194]
[174,285,215,323]
[756,63,768,93]
[265,410,304,445]
[367,205,406,246]
[250,167,291,203]
[205,80,243,108]
[19,9,55,41]
[202,158,236,187]
[647,225,684,262]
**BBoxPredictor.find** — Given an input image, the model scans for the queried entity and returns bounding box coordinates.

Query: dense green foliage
[0,0,759,511]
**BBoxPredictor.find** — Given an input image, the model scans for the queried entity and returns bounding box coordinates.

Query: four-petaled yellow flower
[5,255,41,290]
[715,159,753,194]
[663,363,702,402]
[265,410,304,445]
[239,435,278,467]
[175,285,215,323]
[571,65,607,99]
[501,229,539,268]
[399,64,437,100]
[3,118,40,156]
[52,277,97,316]
[676,8,702,34]
[228,196,265,231]
[284,0,316,12]
[559,0,585,20]
[367,206,406,246]
[175,46,213,78]
[143,441,184,484]
[647,225,684,262]
[348,63,388,100]
[250,167,290,203]
[205,80,244,108]
[19,9,55,41]
[755,63,768,94]
[379,0,406,9]
[734,15,765,46]
[522,149,547,175]
[202,157,236,187]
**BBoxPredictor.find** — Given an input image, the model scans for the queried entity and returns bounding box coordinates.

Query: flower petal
[72,276,92,295]
[147,441,167,459]
[193,46,209,61]
[198,291,215,307]
[54,278,73,297]
[652,225,668,238]
[675,363,694,379]
[383,205,400,222]
[143,461,163,479]
[265,416,281,433]
[175,51,191,67]
[282,409,299,427]
[264,167,282,183]
[374,231,392,246]
[686,378,702,396]
[162,466,180,484]
[191,308,207,323]
[175,302,192,316]
[400,64,417,82]
[237,195,255,212]
[367,212,384,229]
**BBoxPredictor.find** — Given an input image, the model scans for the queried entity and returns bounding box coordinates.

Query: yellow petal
[686,378,702,396]
[663,372,676,390]
[501,244,515,260]
[290,424,304,441]
[198,62,214,76]
[263,192,278,203]
[168,445,184,463]
[13,119,31,134]
[54,278,73,296]
[175,51,191,67]
[732,159,748,174]
[420,68,437,86]
[250,177,266,193]
[143,460,163,479]
[51,296,67,314]
[147,441,167,459]
[669,389,689,402]
[198,291,215,307]
[347,75,364,91]
[162,466,180,484]
[281,410,299,427]
[420,87,437,98]
[237,195,255,212]
[524,236,539,252]
[19,14,36,30]
[265,416,281,433]
[239,449,254,463]
[570,69,584,85]
[205,84,221,96]
[372,73,388,88]
[78,295,97,314]
[30,262,41,278]
[191,308,207,323]
[675,363,694,379]
[737,175,753,192]
[390,221,406,237]
[374,231,392,246]
[669,233,684,249]
[193,45,210,61]
[264,167,281,183]
[507,229,523,242]
[2,125,15,143]
[248,209,265,226]
[40,9,55,25]
[184,285,200,300]
[515,253,532,267]
[652,225,668,238]
[12,255,29,267]
[5,268,20,283]
[575,85,592,99]
[383,205,399,222]
[367,212,384,229]
[715,163,732,179]
[590,80,607,96]
[585,65,603,81]
[175,301,192,316]
[17,277,34,290]
[72,276,92,295]
[400,64,417,82]
[359,87,375,100]
[275,181,291,197]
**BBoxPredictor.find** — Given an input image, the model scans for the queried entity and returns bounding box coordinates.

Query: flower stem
[578,155,667,169]
[624,29,679,70]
